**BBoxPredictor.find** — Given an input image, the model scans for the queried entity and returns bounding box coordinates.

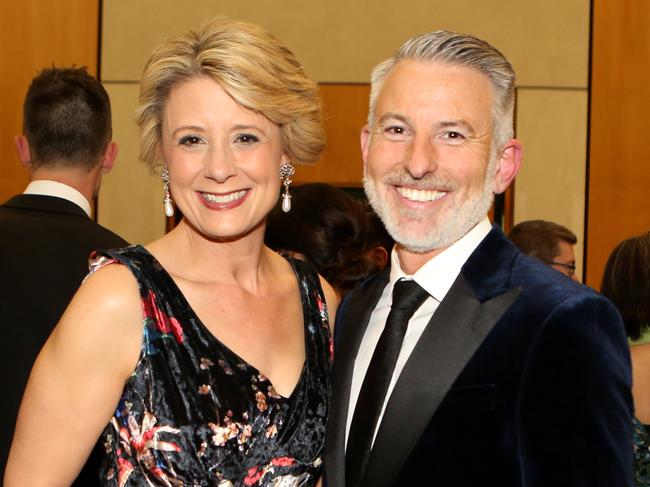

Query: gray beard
[363,165,495,253]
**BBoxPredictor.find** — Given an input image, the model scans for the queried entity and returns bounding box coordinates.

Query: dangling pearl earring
[161,167,174,218]
[279,162,295,213]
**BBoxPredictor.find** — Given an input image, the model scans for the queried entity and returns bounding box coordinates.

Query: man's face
[551,240,578,281]
[362,60,503,253]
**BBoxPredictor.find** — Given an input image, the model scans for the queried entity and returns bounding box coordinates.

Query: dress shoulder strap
[285,256,334,367]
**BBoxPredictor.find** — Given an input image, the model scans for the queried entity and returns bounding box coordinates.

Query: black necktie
[346,279,430,486]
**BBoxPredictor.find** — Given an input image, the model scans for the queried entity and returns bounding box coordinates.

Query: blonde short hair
[137,16,325,171]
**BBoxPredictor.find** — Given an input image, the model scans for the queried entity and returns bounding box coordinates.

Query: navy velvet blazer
[325,226,633,487]
[0,194,128,481]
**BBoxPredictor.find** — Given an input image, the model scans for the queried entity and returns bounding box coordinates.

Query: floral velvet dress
[89,246,333,486]
[634,417,650,487]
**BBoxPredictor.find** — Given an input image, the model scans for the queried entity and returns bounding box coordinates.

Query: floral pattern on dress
[105,403,181,487]
[142,289,184,344]
[634,416,650,487]
[90,246,332,486]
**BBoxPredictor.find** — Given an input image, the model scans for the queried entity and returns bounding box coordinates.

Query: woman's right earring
[161,167,174,218]
[279,162,295,213]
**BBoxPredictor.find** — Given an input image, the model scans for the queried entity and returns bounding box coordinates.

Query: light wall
[100,0,591,271]
[514,89,589,279]
[101,0,588,86]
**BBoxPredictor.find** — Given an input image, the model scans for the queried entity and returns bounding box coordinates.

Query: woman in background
[601,232,650,486]
[6,17,337,486]
[265,182,390,298]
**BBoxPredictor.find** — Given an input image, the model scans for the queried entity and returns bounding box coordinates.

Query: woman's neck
[146,219,276,291]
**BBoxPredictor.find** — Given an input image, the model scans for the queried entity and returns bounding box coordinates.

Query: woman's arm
[4,264,143,486]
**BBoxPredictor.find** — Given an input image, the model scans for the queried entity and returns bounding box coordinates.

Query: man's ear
[493,139,522,194]
[14,135,31,168]
[360,125,371,170]
[101,142,119,173]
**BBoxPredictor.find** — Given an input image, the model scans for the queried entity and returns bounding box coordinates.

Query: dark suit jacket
[0,194,128,482]
[325,226,633,487]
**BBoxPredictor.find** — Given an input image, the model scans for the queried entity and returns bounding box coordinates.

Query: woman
[5,17,337,486]
[601,232,650,486]
[265,183,390,298]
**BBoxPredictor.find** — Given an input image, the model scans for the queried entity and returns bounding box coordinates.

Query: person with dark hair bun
[601,232,650,486]
[266,183,390,298]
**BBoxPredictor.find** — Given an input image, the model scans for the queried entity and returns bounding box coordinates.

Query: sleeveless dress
[89,245,333,486]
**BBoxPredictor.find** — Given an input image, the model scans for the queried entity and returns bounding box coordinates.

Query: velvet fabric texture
[92,246,332,486]
[325,226,634,487]
[633,417,650,486]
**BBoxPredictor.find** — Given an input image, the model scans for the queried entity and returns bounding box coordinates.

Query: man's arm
[519,294,634,486]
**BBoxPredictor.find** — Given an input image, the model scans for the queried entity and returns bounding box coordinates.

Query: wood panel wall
[587,1,650,288]
[0,0,100,202]
[294,84,369,187]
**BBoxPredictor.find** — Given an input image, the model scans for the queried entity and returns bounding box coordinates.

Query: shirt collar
[389,218,492,301]
[24,180,92,217]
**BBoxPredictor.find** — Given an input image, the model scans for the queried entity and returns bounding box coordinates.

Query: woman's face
[160,76,285,241]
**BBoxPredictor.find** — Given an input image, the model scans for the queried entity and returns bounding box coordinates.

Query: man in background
[508,219,578,281]
[0,67,128,481]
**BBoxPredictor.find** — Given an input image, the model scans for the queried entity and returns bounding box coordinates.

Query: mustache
[379,167,457,191]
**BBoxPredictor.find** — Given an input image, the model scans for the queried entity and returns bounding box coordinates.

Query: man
[325,31,633,486]
[0,67,128,480]
[509,219,579,280]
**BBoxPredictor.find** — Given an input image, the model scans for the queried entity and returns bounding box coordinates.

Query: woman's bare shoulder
[81,261,141,306]
[49,261,144,373]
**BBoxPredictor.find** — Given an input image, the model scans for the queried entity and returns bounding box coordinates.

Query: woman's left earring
[161,167,174,218]
[280,162,295,213]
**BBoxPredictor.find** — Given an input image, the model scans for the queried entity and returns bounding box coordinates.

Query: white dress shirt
[345,218,493,448]
[24,180,92,217]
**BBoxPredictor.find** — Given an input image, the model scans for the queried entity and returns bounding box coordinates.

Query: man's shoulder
[0,194,128,248]
[502,251,620,339]
[465,228,601,309]
[512,251,595,298]
[84,219,129,248]
[1,193,86,217]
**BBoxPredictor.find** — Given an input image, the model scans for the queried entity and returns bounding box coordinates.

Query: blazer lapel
[362,274,522,487]
[325,268,389,487]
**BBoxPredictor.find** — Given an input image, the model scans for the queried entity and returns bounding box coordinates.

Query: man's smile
[395,186,447,203]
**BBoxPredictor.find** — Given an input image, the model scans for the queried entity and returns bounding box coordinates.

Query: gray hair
[368,30,516,151]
